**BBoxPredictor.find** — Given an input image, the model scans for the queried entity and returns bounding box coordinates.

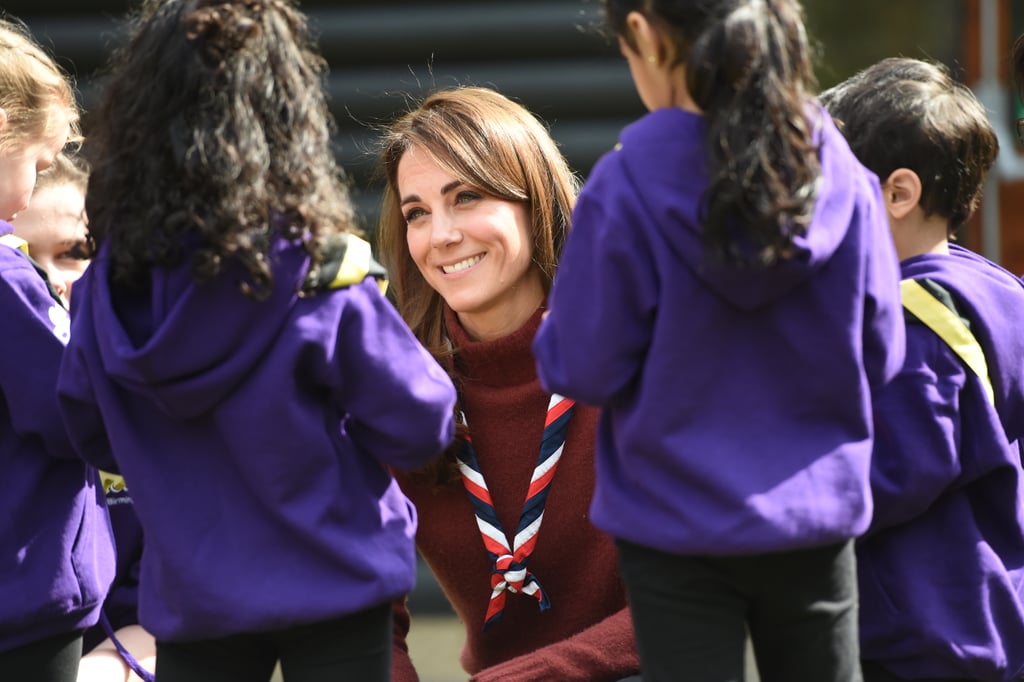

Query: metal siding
[14,1,643,232]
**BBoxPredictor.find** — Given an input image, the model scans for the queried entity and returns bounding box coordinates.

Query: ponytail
[687,0,819,265]
[604,0,820,266]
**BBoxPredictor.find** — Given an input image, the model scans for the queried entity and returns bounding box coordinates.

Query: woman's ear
[882,168,922,221]
[625,11,669,66]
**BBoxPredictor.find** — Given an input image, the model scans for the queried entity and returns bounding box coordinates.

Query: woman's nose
[430,212,462,248]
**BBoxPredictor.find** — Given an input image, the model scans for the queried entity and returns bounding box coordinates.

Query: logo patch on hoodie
[99,471,134,507]
[49,303,70,344]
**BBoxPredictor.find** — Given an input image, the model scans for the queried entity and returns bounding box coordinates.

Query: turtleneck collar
[444,304,544,388]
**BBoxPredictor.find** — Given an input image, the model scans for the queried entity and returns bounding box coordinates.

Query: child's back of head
[602,0,821,267]
[0,17,81,224]
[0,17,80,155]
[820,57,998,235]
[86,0,355,298]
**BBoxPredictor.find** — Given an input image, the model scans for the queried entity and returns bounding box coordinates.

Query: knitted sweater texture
[392,306,639,682]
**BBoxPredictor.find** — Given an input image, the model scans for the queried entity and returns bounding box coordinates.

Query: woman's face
[11,181,89,306]
[399,144,544,342]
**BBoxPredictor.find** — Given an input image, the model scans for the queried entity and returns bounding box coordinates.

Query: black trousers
[0,630,82,682]
[155,602,391,682]
[616,538,861,682]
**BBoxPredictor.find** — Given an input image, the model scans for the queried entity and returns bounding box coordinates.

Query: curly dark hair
[84,0,357,297]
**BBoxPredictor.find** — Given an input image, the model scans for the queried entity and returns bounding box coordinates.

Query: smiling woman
[377,86,576,349]
[375,86,642,682]
[398,144,542,342]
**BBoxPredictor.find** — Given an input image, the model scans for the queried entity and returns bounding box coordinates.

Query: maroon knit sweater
[391,306,639,682]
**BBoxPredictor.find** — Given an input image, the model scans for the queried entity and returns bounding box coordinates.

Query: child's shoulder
[947,244,1023,282]
[0,238,68,331]
[0,238,46,287]
[0,233,32,266]
[303,232,388,297]
[907,246,1024,305]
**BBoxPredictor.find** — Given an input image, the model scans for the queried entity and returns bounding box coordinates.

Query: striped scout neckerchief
[457,393,575,630]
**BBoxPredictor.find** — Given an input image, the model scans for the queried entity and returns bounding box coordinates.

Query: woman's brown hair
[376,86,579,484]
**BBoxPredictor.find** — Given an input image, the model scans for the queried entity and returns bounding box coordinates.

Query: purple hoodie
[533,106,905,555]
[58,232,456,641]
[858,245,1024,681]
[83,472,144,652]
[0,221,115,652]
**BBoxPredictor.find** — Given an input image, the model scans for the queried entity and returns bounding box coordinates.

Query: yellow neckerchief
[317,233,389,295]
[900,278,994,405]
[0,233,30,255]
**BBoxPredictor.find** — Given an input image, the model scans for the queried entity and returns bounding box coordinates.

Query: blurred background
[7,0,1024,271]
[6,1,1023,679]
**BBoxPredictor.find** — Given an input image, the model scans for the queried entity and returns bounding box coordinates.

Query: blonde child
[0,16,115,682]
[12,154,155,682]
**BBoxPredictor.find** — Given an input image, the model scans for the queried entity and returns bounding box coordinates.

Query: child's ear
[625,11,671,66]
[0,108,7,132]
[882,168,922,220]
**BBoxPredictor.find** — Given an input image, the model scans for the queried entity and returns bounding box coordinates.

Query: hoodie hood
[86,233,307,419]
[615,105,868,310]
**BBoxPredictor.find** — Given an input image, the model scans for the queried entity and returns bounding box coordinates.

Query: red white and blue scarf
[457,393,575,630]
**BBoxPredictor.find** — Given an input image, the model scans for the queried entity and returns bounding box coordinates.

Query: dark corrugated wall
[9,0,644,233]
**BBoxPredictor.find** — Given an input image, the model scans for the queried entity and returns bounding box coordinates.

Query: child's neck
[892,212,950,262]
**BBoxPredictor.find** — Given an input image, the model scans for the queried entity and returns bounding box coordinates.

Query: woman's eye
[403,207,426,223]
[455,190,481,205]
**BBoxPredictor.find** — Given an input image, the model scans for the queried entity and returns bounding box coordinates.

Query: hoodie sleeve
[858,177,905,389]
[55,271,118,472]
[57,340,118,472]
[390,596,421,682]
[534,152,658,405]
[332,277,456,471]
[0,255,80,460]
[867,325,965,533]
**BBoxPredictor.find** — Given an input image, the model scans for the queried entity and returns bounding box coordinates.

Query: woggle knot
[485,554,550,631]
[491,554,529,594]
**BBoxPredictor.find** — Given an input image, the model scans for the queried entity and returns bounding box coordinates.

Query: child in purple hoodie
[56,1,456,681]
[12,154,154,682]
[822,57,1024,682]
[0,16,116,682]
[533,1,906,681]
